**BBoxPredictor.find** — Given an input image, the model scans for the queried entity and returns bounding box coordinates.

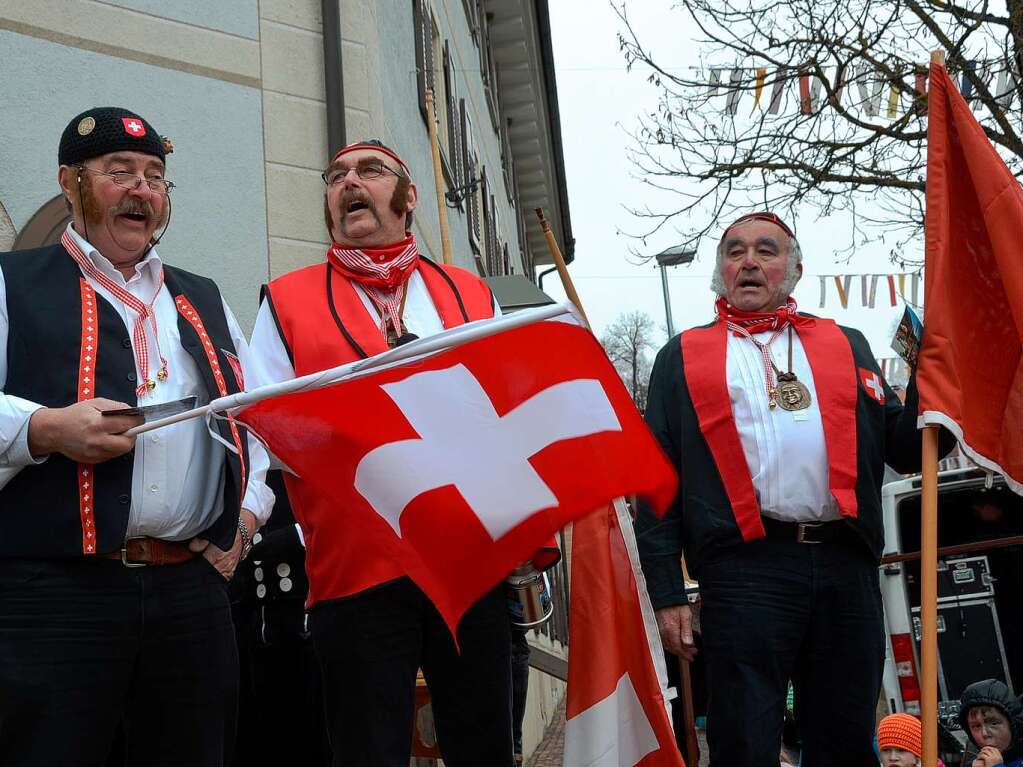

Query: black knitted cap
[58,107,168,167]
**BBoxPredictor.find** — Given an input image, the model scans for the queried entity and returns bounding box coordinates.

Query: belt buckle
[121,537,150,567]
[796,523,822,545]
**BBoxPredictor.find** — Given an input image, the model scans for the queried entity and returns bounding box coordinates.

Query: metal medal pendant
[776,373,812,411]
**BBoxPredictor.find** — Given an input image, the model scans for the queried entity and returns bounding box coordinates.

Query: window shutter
[444,41,461,186]
[413,0,428,122]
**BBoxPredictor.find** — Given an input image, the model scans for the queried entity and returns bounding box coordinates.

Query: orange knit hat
[877,713,922,757]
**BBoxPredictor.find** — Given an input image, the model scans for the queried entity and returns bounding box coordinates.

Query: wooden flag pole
[425,88,454,265]
[921,425,940,767]
[535,208,588,326]
[920,49,945,767]
[678,659,699,767]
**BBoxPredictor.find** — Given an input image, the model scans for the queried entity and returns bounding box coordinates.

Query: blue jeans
[698,533,885,767]
[0,556,238,767]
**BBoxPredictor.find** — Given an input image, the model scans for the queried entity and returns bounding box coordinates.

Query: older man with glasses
[636,211,954,766]
[0,106,274,766]
[246,139,514,766]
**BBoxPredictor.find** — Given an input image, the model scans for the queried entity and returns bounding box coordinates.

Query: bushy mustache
[113,198,156,220]
[338,190,377,218]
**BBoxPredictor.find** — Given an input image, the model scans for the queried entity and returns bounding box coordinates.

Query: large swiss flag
[236,317,677,631]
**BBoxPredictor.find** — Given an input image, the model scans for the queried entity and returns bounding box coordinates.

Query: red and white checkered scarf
[327,235,420,338]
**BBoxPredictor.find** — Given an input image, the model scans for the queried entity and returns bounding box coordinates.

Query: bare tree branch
[615,0,1023,266]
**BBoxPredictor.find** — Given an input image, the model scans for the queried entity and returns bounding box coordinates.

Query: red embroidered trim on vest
[77,279,98,554]
[174,296,247,498]
[680,318,860,541]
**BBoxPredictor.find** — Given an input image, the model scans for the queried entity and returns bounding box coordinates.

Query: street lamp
[654,245,696,338]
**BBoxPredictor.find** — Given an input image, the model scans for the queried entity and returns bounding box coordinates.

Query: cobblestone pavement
[524,698,710,767]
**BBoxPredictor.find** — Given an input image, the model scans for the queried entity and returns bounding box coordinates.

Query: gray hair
[710,235,803,298]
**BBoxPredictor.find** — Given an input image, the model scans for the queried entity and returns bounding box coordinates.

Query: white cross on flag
[121,117,146,137]
[859,367,887,405]
[235,313,678,632]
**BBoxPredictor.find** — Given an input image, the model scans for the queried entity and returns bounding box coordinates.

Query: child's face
[968,706,1013,751]
[880,747,919,767]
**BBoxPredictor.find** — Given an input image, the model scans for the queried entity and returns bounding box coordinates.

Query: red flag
[563,500,685,767]
[236,319,677,631]
[921,62,1023,494]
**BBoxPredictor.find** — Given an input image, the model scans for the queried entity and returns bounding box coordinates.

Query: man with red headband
[247,140,513,766]
[635,212,952,766]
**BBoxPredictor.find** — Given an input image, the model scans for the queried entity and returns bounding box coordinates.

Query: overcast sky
[546,2,914,363]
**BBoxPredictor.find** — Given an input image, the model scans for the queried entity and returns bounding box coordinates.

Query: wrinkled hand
[973,746,1004,767]
[188,510,257,581]
[656,604,697,661]
[28,398,143,463]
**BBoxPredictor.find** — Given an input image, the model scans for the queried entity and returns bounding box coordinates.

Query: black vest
[0,243,248,557]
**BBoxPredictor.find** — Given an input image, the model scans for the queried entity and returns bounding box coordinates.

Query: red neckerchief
[679,301,860,541]
[62,229,168,397]
[714,296,813,335]
[327,235,420,338]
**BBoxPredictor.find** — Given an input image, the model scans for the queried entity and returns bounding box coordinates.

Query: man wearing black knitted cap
[0,107,274,766]
[246,139,516,766]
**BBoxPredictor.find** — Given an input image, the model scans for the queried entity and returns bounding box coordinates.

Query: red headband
[721,212,795,242]
[330,143,410,174]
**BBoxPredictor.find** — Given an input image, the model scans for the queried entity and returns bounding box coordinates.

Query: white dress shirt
[726,327,841,523]
[0,226,273,540]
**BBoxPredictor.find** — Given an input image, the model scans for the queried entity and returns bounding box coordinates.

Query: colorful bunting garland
[816,271,921,309]
[705,61,1019,117]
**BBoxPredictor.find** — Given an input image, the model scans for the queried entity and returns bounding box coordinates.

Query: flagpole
[920,47,945,767]
[535,208,588,326]
[425,88,454,265]
[124,302,575,436]
[921,425,940,767]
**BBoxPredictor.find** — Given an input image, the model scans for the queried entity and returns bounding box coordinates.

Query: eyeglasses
[80,166,175,195]
[322,162,400,186]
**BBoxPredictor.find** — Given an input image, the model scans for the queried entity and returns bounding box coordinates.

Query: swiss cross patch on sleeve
[122,117,146,137]
[859,367,887,405]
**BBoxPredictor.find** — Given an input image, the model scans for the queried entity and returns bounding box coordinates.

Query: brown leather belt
[101,537,197,567]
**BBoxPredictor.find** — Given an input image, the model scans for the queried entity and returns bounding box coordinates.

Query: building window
[443,41,461,188]
[461,0,479,44]
[413,0,435,127]
[460,99,481,257]
[478,7,501,132]
[500,117,514,202]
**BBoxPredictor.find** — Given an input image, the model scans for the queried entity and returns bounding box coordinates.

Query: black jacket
[635,320,953,610]
[959,678,1023,763]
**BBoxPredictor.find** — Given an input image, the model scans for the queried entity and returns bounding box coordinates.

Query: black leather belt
[760,516,850,544]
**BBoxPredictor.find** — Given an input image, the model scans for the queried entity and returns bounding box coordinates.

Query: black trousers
[698,534,885,767]
[311,577,514,767]
[510,627,530,756]
[233,601,332,766]
[0,556,238,767]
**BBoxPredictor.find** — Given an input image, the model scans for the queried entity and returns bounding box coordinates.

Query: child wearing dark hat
[959,680,1023,767]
